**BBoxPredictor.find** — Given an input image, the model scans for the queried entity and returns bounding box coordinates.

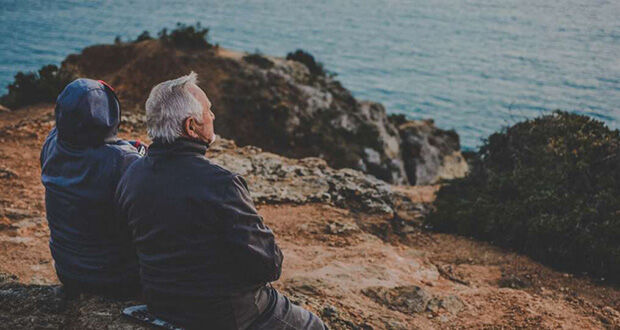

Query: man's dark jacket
[114,138,283,328]
[40,78,141,285]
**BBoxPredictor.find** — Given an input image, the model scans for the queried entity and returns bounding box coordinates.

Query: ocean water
[1,0,618,149]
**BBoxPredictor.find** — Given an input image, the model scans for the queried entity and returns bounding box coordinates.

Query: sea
[1,0,618,149]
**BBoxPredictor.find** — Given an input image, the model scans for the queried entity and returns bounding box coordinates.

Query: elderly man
[41,79,143,298]
[115,72,325,329]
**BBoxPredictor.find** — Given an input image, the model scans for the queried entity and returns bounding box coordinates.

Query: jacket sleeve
[213,174,283,284]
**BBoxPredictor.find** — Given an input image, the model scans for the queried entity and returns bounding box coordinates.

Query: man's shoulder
[189,157,239,182]
[133,153,238,181]
[205,159,235,176]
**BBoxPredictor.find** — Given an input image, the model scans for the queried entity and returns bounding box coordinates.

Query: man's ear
[183,117,199,139]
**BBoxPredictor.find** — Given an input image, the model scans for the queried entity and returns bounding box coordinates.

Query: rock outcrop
[60,39,467,184]
[207,138,423,215]
[390,116,469,185]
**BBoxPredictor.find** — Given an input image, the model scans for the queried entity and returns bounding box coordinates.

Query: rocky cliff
[2,35,616,329]
[58,39,467,185]
[0,104,618,329]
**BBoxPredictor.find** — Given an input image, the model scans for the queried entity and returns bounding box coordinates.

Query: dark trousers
[147,285,326,330]
[249,286,326,330]
[58,273,141,300]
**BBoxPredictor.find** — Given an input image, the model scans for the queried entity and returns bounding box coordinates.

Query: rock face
[207,138,422,216]
[61,39,467,185]
[391,117,469,185]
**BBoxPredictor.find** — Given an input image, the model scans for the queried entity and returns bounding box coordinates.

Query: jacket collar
[147,138,209,157]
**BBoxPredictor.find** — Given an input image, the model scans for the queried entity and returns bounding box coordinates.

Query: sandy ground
[0,104,618,329]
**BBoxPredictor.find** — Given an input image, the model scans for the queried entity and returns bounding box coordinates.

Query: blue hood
[55,78,120,147]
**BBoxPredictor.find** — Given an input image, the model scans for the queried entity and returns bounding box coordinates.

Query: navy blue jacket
[40,78,141,285]
[114,138,283,300]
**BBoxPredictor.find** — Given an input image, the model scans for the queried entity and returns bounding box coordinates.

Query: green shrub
[0,65,75,109]
[243,51,274,69]
[427,111,620,282]
[158,22,211,49]
[286,49,328,77]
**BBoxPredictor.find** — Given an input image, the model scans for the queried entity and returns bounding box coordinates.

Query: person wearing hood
[40,78,144,298]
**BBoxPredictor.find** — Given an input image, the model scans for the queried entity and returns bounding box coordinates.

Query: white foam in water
[0,0,618,149]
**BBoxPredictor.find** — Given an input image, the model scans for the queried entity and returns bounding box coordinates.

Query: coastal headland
[0,33,618,328]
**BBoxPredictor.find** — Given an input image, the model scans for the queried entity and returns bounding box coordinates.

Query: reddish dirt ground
[0,104,618,329]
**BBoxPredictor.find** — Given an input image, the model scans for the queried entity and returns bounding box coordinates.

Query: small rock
[427,297,441,313]
[1,208,33,220]
[0,167,18,179]
[325,221,359,235]
[399,224,416,234]
[602,306,619,318]
[498,273,531,289]
[427,295,465,315]
[321,304,338,318]
[440,295,465,315]
[362,285,432,314]
[385,320,408,330]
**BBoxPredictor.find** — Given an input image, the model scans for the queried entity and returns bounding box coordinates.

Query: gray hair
[145,72,202,143]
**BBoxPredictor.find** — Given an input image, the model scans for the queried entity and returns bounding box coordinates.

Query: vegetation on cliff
[0,23,211,109]
[0,65,74,109]
[286,49,331,77]
[157,22,212,50]
[427,111,620,282]
[243,51,275,69]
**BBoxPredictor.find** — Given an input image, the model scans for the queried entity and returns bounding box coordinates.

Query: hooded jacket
[114,138,283,328]
[40,78,141,285]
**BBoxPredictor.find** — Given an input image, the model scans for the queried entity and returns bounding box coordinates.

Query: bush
[243,51,274,69]
[0,65,75,109]
[158,22,211,49]
[134,30,152,42]
[286,49,328,77]
[427,111,620,282]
